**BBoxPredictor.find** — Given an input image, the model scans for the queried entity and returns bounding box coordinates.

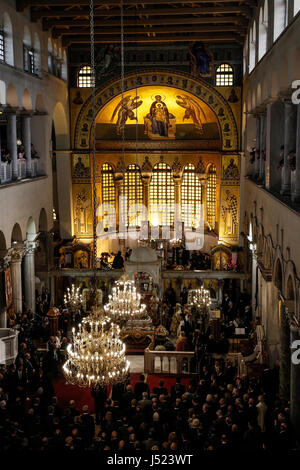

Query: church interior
[0,0,300,455]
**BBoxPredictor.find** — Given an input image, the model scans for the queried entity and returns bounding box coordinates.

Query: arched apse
[6,83,18,108]
[52,102,69,149]
[11,223,23,243]
[22,88,33,111]
[26,217,37,242]
[74,69,239,152]
[3,12,14,66]
[38,208,48,232]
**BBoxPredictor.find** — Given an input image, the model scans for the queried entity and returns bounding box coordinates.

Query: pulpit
[47,307,60,336]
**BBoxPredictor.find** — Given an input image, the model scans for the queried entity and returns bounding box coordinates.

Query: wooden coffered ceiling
[16,0,256,46]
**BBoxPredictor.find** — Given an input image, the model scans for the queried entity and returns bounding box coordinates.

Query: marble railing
[0,328,19,365]
[144,348,196,375]
[0,160,39,184]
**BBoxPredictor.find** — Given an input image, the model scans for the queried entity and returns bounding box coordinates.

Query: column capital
[9,244,25,263]
[24,240,39,255]
[0,251,11,271]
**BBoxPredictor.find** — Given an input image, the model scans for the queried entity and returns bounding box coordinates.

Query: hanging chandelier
[64,284,83,311]
[189,286,211,312]
[63,308,130,387]
[63,0,132,388]
[104,276,146,326]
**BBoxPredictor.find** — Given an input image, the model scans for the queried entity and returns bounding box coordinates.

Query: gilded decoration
[222,155,240,181]
[219,186,240,242]
[72,70,239,152]
[72,154,90,181]
[73,184,93,237]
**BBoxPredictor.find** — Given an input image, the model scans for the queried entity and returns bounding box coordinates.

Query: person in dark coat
[134,375,150,401]
[91,384,107,424]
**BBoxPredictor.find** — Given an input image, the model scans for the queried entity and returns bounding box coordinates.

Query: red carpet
[146,374,194,394]
[53,372,143,412]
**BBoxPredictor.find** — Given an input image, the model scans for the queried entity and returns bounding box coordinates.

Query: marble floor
[127,354,145,373]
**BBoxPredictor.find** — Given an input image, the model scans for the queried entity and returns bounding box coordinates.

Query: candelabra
[64,284,83,312]
[189,286,211,313]
[104,277,146,326]
[63,308,130,387]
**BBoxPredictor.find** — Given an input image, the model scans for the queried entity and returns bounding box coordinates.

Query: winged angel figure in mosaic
[110,95,143,135]
[176,95,207,133]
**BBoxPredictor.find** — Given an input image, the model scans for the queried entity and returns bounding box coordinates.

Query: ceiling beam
[24,0,257,7]
[54,25,245,39]
[62,32,243,46]
[32,5,252,21]
[44,15,247,31]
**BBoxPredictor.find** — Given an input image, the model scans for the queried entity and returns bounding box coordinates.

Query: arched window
[48,38,53,73]
[3,13,14,66]
[181,164,202,228]
[123,164,143,227]
[249,22,256,73]
[243,36,248,76]
[33,33,41,76]
[258,3,268,61]
[77,65,95,87]
[274,0,287,41]
[207,164,217,230]
[150,162,174,227]
[23,26,34,74]
[101,164,115,230]
[215,64,234,86]
[294,0,300,15]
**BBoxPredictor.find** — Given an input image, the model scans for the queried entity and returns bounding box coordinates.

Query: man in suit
[91,384,107,424]
[152,379,168,397]
[171,377,185,400]
[134,375,149,401]
[80,405,95,446]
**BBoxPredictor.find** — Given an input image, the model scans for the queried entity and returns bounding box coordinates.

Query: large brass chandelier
[63,0,131,388]
[190,286,211,312]
[63,309,130,387]
[104,276,146,326]
[64,284,83,311]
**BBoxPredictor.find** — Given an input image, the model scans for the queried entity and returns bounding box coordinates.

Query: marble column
[281,102,297,195]
[292,104,300,202]
[22,114,32,177]
[251,249,257,317]
[10,246,24,314]
[279,307,291,402]
[290,327,300,444]
[259,113,266,183]
[254,115,261,178]
[173,179,182,227]
[6,112,18,180]
[23,241,37,313]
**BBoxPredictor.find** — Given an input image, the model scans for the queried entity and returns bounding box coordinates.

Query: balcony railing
[0,159,40,185]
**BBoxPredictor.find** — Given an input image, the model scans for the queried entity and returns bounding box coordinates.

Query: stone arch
[23,25,31,48]
[52,102,69,149]
[285,261,298,317]
[6,83,18,108]
[274,257,283,293]
[35,92,45,112]
[26,217,37,242]
[38,208,48,232]
[22,88,33,111]
[0,231,7,251]
[74,69,239,152]
[11,223,23,243]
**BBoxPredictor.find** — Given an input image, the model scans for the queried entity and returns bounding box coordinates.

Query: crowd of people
[0,348,293,453]
[0,143,39,164]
